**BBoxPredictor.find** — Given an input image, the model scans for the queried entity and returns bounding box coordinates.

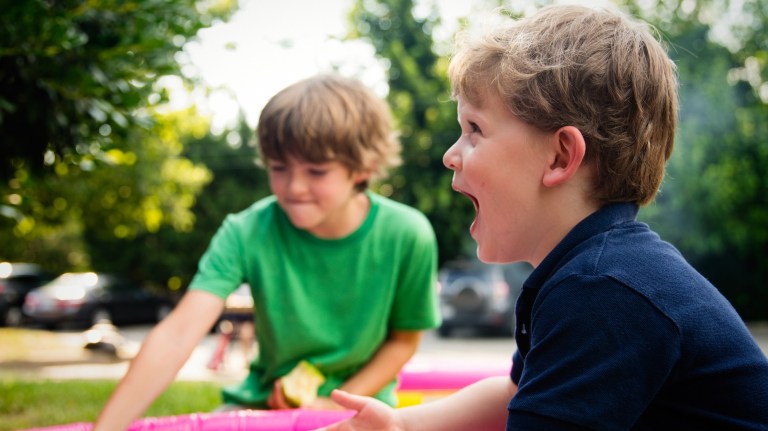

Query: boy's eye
[308,168,328,177]
[469,121,481,134]
[269,164,287,173]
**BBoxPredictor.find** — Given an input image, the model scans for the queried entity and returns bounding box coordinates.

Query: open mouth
[453,186,480,235]
[463,191,479,236]
[463,191,479,213]
[454,187,479,213]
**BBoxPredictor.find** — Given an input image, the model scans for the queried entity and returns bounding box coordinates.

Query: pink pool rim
[397,358,510,390]
[21,409,357,431]
[22,359,511,431]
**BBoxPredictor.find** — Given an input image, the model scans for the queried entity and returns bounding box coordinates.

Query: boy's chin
[475,247,497,264]
[283,210,318,229]
[476,246,514,264]
[288,218,320,233]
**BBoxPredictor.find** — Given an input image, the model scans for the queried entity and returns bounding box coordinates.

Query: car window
[6,275,42,288]
[104,278,134,293]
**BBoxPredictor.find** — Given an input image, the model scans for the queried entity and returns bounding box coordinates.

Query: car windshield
[43,273,103,300]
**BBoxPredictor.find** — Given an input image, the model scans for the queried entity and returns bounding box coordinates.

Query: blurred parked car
[23,272,174,329]
[437,259,533,337]
[0,262,54,327]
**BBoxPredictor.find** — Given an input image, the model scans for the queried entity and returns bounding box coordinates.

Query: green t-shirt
[189,191,441,407]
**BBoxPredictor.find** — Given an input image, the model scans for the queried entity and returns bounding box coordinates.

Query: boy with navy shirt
[319,5,768,430]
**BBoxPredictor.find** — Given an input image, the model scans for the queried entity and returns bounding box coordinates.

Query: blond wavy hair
[449,5,678,205]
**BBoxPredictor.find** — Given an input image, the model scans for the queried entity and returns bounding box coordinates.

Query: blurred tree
[181,116,270,242]
[349,0,474,265]
[0,0,237,279]
[0,0,235,182]
[149,115,271,291]
[80,107,214,278]
[0,107,214,278]
[626,0,768,319]
[82,113,269,291]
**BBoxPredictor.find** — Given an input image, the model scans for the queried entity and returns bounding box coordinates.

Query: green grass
[0,378,222,431]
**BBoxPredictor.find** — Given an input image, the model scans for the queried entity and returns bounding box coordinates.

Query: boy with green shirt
[93,73,441,430]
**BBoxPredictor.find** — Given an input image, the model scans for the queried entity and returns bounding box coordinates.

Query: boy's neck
[308,191,371,240]
[530,185,601,267]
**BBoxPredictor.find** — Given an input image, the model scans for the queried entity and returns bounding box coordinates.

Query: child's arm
[268,330,422,410]
[328,330,422,405]
[92,290,225,431]
[316,376,516,431]
[339,329,421,396]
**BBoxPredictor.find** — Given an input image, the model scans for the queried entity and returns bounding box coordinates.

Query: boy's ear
[352,169,372,184]
[542,126,587,187]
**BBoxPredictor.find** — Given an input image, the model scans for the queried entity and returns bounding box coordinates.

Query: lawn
[0,378,222,431]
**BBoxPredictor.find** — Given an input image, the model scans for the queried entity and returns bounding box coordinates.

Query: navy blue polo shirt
[508,203,768,430]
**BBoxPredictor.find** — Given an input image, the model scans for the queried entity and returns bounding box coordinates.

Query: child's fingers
[268,379,291,409]
[329,389,369,412]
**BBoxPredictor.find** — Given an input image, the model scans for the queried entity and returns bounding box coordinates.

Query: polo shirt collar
[524,202,639,290]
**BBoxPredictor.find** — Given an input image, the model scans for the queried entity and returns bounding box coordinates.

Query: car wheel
[91,308,113,325]
[155,304,172,322]
[4,306,24,327]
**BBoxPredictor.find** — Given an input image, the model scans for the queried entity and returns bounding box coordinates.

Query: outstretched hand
[268,379,346,410]
[312,389,402,431]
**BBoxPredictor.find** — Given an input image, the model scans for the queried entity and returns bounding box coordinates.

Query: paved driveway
[1,323,767,382]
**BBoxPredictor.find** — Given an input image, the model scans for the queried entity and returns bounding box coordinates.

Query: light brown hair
[448,5,678,205]
[257,73,401,191]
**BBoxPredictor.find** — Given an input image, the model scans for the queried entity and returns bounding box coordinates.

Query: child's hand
[312,389,401,431]
[306,396,345,410]
[267,378,293,409]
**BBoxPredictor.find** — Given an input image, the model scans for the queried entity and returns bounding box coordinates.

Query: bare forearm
[339,330,421,396]
[320,376,515,431]
[398,376,515,431]
[92,322,197,430]
[93,291,223,431]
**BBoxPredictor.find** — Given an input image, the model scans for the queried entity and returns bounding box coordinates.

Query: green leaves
[0,0,236,281]
[634,0,768,319]
[350,0,472,265]
[0,0,236,180]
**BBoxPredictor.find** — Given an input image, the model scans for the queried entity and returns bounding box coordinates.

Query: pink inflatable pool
[21,410,356,431]
[395,358,510,406]
[22,359,511,431]
[397,358,510,390]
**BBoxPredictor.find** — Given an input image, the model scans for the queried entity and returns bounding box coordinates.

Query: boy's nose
[443,142,461,170]
[287,173,308,194]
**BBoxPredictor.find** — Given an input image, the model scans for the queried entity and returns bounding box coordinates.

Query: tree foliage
[625,0,768,319]
[0,0,235,181]
[349,0,474,265]
[0,107,215,278]
[0,0,237,279]
[83,115,270,290]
